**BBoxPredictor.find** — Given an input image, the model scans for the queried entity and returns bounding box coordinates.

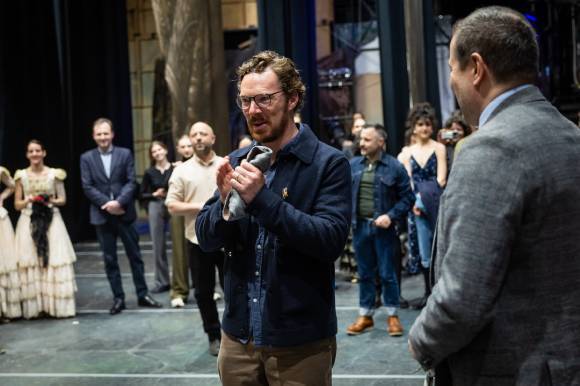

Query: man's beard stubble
[248,110,291,145]
[193,143,212,158]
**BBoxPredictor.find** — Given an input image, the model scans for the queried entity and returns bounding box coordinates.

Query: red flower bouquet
[31,194,50,205]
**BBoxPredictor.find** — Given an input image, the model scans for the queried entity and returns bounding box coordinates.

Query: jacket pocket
[379,176,397,210]
[449,349,516,377]
[380,176,396,187]
[516,358,580,386]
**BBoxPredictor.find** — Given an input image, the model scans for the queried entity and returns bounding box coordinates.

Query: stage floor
[0,238,426,386]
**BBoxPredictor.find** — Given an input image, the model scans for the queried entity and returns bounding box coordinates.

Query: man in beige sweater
[166,121,224,356]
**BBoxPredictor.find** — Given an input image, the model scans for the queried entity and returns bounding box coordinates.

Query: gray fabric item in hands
[223,145,272,221]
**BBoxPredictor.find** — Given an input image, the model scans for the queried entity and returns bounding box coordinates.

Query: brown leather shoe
[387,315,403,337]
[346,316,374,335]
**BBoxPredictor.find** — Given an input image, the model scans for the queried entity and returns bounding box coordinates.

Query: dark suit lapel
[92,148,109,180]
[109,147,119,180]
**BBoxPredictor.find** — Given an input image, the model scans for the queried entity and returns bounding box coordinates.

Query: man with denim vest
[346,124,414,337]
[195,51,351,386]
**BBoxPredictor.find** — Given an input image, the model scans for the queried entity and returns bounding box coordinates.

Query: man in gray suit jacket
[409,7,580,385]
[80,118,161,314]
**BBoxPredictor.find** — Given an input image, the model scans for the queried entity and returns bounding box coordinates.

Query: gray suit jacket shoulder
[80,146,137,225]
[409,86,580,385]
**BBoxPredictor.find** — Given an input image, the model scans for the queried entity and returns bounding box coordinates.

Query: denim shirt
[350,153,415,228]
[247,131,296,344]
[195,124,352,347]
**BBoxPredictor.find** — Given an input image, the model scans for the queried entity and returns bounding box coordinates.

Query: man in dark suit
[81,118,162,314]
[409,6,580,385]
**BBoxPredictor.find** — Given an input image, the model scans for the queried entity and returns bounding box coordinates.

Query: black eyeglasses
[236,90,284,110]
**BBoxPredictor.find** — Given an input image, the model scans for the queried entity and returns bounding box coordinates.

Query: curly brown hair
[236,50,306,112]
[405,102,438,131]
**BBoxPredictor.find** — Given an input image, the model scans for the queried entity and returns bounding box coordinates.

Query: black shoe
[399,296,409,309]
[110,298,126,315]
[411,296,428,310]
[150,284,170,294]
[138,294,163,308]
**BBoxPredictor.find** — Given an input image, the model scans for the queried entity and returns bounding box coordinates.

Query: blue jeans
[353,219,400,315]
[415,214,433,269]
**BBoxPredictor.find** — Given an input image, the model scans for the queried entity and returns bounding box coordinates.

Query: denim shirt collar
[356,151,388,167]
[276,123,318,164]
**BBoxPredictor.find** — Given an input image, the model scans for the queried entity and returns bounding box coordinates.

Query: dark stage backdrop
[0,0,133,241]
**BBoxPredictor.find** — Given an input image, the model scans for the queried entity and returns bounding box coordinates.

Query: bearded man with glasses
[196,51,351,386]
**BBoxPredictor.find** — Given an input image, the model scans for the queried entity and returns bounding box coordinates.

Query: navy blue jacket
[196,125,352,347]
[350,153,414,228]
[80,147,138,225]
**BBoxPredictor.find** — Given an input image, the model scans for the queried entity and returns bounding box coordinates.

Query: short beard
[255,125,284,144]
[250,110,292,144]
[194,144,211,158]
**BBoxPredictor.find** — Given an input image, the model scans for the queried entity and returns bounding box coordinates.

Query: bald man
[166,122,225,356]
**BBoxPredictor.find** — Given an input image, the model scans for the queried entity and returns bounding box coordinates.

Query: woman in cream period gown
[0,166,21,319]
[14,140,77,318]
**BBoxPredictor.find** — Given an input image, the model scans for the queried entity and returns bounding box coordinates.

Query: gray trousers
[148,200,170,288]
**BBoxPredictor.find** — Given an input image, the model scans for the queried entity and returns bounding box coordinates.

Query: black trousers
[188,241,224,340]
[95,218,148,300]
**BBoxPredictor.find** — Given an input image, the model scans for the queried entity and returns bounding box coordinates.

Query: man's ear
[287,92,299,112]
[471,52,487,87]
